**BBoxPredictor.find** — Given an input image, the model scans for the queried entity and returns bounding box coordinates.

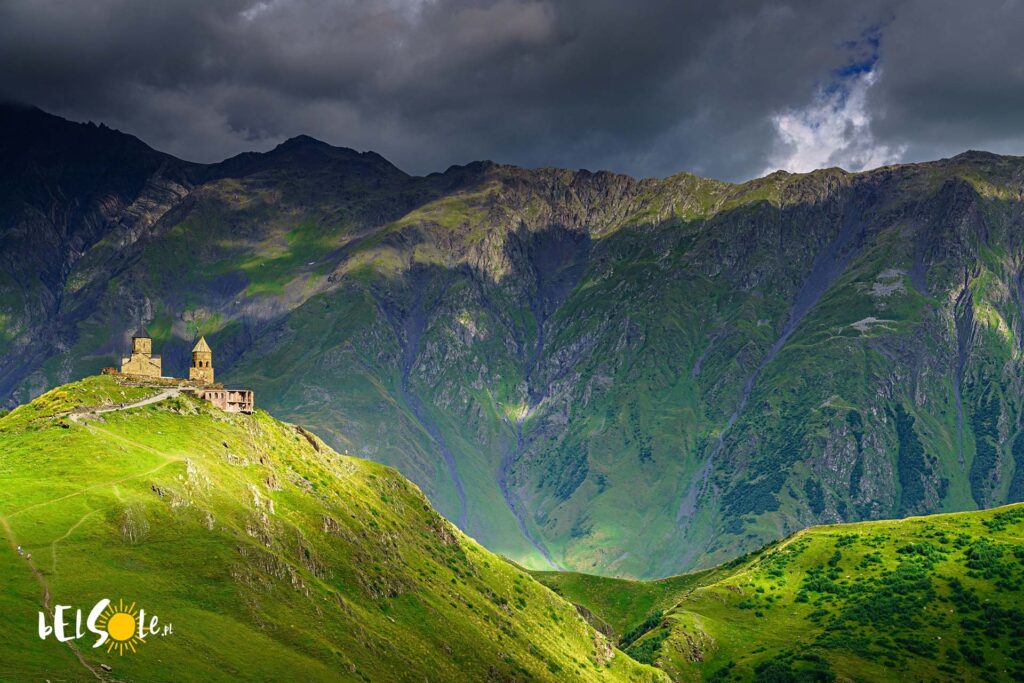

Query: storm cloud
[2,0,1023,181]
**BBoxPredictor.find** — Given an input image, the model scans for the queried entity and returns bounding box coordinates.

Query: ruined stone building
[120,327,162,379]
[194,388,255,414]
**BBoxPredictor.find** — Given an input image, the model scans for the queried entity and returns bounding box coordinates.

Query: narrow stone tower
[189,336,214,384]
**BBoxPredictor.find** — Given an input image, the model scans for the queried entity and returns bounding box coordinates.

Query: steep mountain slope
[5,104,1024,577]
[0,375,666,681]
[0,103,199,398]
[535,504,1024,682]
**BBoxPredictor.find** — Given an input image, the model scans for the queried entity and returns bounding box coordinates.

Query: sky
[2,0,1024,181]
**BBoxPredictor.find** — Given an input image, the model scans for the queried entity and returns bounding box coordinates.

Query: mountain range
[4,102,1024,579]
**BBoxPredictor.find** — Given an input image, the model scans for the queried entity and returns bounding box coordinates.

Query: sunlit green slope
[535,505,1024,682]
[0,376,666,682]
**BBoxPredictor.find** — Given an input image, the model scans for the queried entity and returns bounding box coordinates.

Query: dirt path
[11,389,186,520]
[51,510,98,574]
[2,393,189,680]
[8,454,181,520]
[68,388,181,423]
[0,515,104,680]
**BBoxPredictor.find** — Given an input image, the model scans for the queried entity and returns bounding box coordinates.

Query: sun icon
[96,599,144,655]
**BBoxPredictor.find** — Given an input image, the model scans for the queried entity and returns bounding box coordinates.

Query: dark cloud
[1,0,1023,181]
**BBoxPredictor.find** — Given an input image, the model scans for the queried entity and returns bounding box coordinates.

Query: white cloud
[763,69,906,175]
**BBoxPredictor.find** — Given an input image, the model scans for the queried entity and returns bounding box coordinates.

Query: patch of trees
[705,660,735,683]
[626,400,654,463]
[967,383,1001,505]
[846,410,864,452]
[963,538,1018,589]
[722,470,786,517]
[753,651,834,682]
[540,440,588,501]
[1010,431,1024,502]
[760,401,812,472]
[569,514,592,540]
[834,534,857,548]
[892,635,937,658]
[804,478,825,516]
[958,641,985,666]
[758,539,808,579]
[624,628,669,665]
[797,547,942,666]
[856,551,882,569]
[619,610,664,649]
[946,576,981,612]
[620,609,670,666]
[892,403,930,513]
[982,506,1024,533]
[848,455,863,498]
[959,602,1024,639]
[895,541,947,566]
[797,562,844,600]
[840,560,935,628]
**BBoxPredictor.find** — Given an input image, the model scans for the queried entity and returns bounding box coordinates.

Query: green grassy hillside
[0,376,666,682]
[534,505,1024,682]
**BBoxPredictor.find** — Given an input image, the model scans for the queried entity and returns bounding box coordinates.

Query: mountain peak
[207,133,407,181]
[276,133,332,150]
[947,149,1016,166]
[0,101,168,162]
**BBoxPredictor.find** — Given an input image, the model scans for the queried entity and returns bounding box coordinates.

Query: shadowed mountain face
[4,104,1024,577]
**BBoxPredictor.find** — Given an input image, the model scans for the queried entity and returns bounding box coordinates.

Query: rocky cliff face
[4,105,1024,577]
[0,104,199,398]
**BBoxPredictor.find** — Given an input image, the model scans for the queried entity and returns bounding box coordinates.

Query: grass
[537,506,1024,682]
[11,377,1020,681]
[0,376,668,682]
[531,570,711,638]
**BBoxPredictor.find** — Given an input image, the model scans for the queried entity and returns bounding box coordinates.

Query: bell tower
[189,336,214,384]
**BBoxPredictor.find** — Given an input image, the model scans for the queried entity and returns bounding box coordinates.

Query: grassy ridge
[534,505,1024,681]
[530,570,711,638]
[0,376,666,682]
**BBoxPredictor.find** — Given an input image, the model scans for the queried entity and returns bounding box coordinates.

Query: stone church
[114,328,254,413]
[119,327,162,378]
